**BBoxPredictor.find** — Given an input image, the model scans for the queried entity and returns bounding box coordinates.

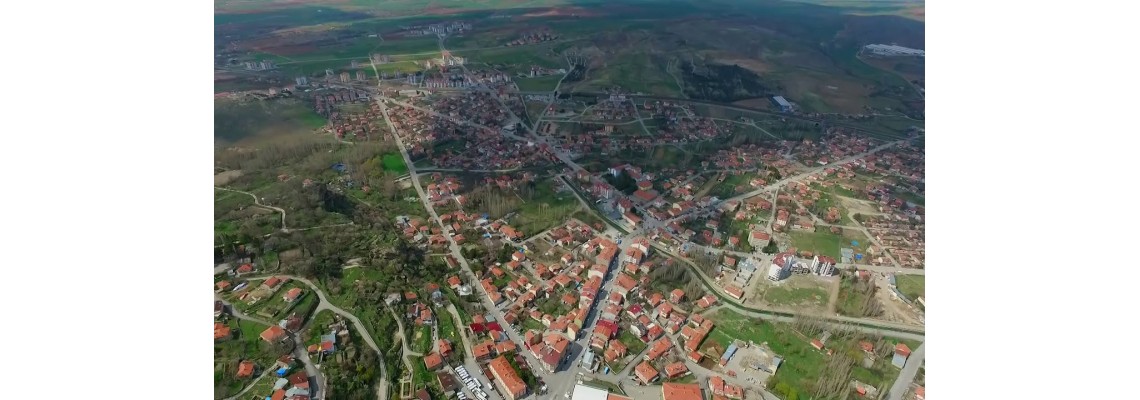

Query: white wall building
[864,44,925,57]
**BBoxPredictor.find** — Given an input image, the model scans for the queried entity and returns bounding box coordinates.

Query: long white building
[864,44,925,57]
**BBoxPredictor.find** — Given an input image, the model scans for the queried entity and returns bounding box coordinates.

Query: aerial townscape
[213,1,925,400]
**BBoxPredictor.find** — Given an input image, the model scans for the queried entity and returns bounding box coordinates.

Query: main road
[887,342,925,400]
[372,77,555,386]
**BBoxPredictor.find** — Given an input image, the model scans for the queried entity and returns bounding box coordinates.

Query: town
[215,4,926,400]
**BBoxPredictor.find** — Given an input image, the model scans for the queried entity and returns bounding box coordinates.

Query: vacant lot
[788,229,871,259]
[761,283,825,307]
[515,75,564,92]
[508,179,580,239]
[895,275,924,300]
[215,98,326,146]
[708,308,908,400]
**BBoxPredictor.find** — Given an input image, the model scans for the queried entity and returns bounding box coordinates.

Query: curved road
[215,186,289,231]
[223,274,390,400]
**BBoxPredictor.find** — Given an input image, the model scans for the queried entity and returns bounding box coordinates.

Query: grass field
[836,278,871,317]
[382,153,409,173]
[515,75,564,92]
[762,285,828,307]
[788,230,872,259]
[215,98,326,146]
[455,44,566,74]
[895,275,924,300]
[510,179,580,238]
[707,308,907,400]
[617,329,648,357]
[572,52,682,97]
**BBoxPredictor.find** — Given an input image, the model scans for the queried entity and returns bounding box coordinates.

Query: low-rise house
[635,361,659,384]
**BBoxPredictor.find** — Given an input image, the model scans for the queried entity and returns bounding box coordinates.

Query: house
[215,301,226,318]
[260,325,287,343]
[623,212,642,227]
[709,376,744,399]
[283,288,303,303]
[236,360,256,378]
[696,294,718,309]
[661,382,703,400]
[447,276,462,289]
[664,362,689,379]
[438,339,454,357]
[235,264,255,276]
[288,371,310,390]
[635,361,660,384]
[262,277,285,290]
[214,322,232,341]
[424,352,444,371]
[915,386,925,400]
[473,341,495,361]
[749,231,771,248]
[725,284,745,300]
[811,339,824,351]
[437,372,460,392]
[512,251,526,262]
[688,351,704,364]
[892,344,911,368]
[670,289,685,303]
[604,339,628,363]
[216,281,232,293]
[645,337,674,360]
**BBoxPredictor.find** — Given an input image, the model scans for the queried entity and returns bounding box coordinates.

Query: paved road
[887,342,925,400]
[375,86,556,387]
[683,243,924,276]
[725,138,918,205]
[445,305,506,400]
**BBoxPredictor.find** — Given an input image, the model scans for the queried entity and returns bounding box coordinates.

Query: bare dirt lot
[745,274,835,313]
[215,170,244,186]
[873,274,924,326]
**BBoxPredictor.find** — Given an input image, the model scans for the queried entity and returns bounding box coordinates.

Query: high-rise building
[295,76,309,86]
[339,72,350,83]
[356,71,366,81]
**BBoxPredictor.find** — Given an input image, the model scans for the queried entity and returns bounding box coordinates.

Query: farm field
[515,75,564,92]
[214,98,326,146]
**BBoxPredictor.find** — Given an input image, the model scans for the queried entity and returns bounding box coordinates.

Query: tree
[762,239,779,254]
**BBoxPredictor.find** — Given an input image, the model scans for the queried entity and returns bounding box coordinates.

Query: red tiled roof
[662,383,703,400]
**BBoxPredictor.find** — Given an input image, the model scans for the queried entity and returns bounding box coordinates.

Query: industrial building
[864,44,925,57]
[771,96,793,112]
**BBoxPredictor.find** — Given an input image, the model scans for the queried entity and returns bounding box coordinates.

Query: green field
[382,153,409,173]
[453,44,567,74]
[509,179,580,239]
[788,230,872,259]
[762,286,828,307]
[836,278,872,317]
[522,318,546,333]
[618,329,648,356]
[515,75,564,92]
[708,309,907,400]
[895,275,924,300]
[214,98,326,145]
[571,52,682,97]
